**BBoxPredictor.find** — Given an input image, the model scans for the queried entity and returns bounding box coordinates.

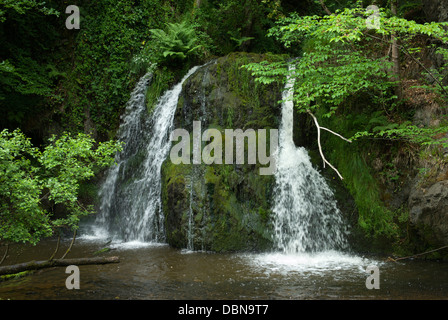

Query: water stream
[88,66,201,243]
[272,65,347,254]
[1,239,447,300]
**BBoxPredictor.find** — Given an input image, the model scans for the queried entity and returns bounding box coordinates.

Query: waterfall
[187,174,194,251]
[89,66,201,243]
[272,65,348,254]
[85,60,347,252]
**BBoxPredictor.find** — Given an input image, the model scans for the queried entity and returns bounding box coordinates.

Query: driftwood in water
[0,256,119,276]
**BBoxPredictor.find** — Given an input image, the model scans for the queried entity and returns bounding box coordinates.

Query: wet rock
[423,0,448,23]
[408,180,448,246]
[161,52,283,252]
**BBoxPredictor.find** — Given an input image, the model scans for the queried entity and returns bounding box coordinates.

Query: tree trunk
[192,0,201,15]
[240,0,254,52]
[319,0,332,15]
[391,0,402,100]
[0,256,119,276]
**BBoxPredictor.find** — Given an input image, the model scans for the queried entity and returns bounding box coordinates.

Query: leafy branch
[351,123,448,148]
[0,129,123,245]
[244,6,448,153]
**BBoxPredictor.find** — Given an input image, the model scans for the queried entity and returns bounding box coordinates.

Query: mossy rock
[161,52,284,252]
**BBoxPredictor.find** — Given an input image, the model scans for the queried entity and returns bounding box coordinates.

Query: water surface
[1,238,447,300]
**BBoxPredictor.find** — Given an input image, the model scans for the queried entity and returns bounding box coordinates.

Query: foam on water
[245,251,375,276]
[78,229,166,250]
[109,241,167,250]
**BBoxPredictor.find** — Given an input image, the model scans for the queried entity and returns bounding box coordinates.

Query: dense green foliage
[0,0,61,130]
[0,128,121,244]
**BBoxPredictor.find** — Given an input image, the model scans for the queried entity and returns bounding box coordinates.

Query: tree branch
[0,256,120,276]
[320,2,446,98]
[0,244,9,266]
[48,234,60,261]
[318,0,332,15]
[320,126,353,143]
[307,110,351,180]
[365,33,448,97]
[61,229,77,259]
[387,245,448,262]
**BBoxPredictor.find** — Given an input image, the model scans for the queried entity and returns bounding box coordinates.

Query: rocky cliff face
[423,0,448,22]
[161,53,283,252]
[423,0,448,87]
[409,180,448,246]
[405,0,448,248]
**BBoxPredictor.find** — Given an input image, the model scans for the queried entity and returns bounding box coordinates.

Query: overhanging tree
[0,129,122,250]
[244,5,448,175]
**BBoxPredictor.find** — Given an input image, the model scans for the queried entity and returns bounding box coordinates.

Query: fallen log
[387,245,448,262]
[0,256,119,276]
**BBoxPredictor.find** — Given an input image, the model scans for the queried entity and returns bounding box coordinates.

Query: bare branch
[307,110,351,180]
[320,126,352,143]
[0,244,9,265]
[61,229,77,259]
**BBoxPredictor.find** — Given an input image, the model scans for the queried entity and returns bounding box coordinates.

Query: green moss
[0,271,34,282]
[215,52,285,130]
[314,104,424,255]
[160,52,282,252]
[163,161,188,188]
[146,68,175,114]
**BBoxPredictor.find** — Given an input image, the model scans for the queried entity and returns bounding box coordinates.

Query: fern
[227,28,254,49]
[149,20,202,64]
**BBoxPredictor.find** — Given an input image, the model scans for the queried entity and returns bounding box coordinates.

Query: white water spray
[272,65,348,253]
[88,66,201,243]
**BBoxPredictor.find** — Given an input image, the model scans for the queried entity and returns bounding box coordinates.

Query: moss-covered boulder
[161,52,284,252]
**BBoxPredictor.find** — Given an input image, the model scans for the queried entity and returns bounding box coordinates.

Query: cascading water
[88,66,201,243]
[272,65,348,254]
[85,60,347,254]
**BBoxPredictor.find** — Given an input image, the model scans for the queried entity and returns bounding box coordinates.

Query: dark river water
[1,236,447,300]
